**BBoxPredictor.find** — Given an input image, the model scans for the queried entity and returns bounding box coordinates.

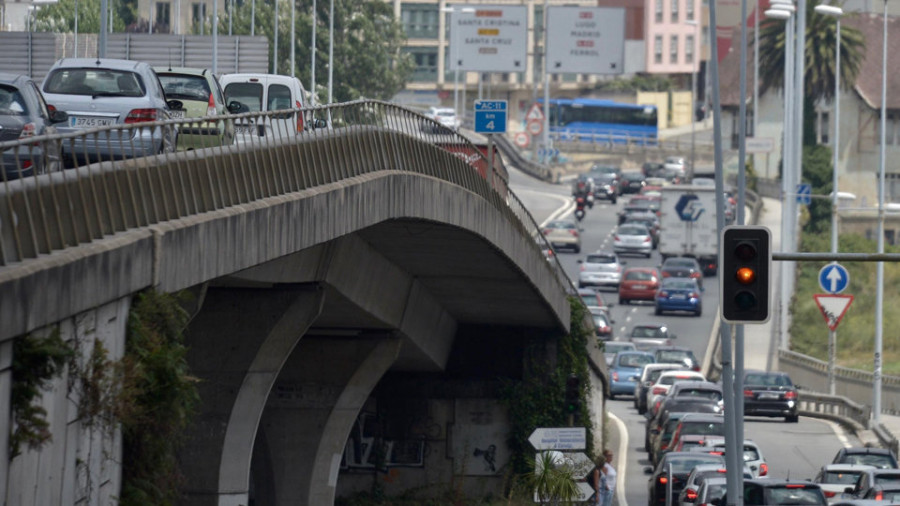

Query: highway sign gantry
[546,7,625,74]
[819,263,849,294]
[447,4,527,72]
[528,427,586,450]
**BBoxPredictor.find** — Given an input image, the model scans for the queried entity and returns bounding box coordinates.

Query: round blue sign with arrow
[674,194,705,222]
[818,263,849,294]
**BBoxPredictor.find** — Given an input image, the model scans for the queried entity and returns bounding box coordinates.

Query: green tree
[32,0,135,33]
[225,0,414,103]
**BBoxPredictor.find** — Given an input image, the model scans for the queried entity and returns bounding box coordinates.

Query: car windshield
[632,326,664,338]
[844,455,897,469]
[44,68,145,97]
[605,343,634,354]
[581,293,600,306]
[822,470,865,484]
[586,254,616,264]
[874,474,900,485]
[704,483,728,503]
[224,82,263,112]
[658,350,695,363]
[0,85,28,116]
[548,221,576,230]
[745,374,793,387]
[662,279,697,290]
[617,354,654,368]
[669,456,724,474]
[618,225,648,236]
[625,270,655,281]
[757,486,825,506]
[593,314,609,327]
[158,73,211,101]
[677,389,722,401]
[680,420,725,436]
[666,259,697,268]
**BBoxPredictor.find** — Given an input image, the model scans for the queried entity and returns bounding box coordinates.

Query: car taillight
[692,365,701,372]
[659,476,668,485]
[296,109,304,132]
[690,292,700,299]
[614,235,620,241]
[784,391,798,399]
[644,236,651,243]
[207,93,217,116]
[708,451,723,456]
[662,271,671,277]
[785,485,808,489]
[124,108,158,123]
[570,230,579,237]
[823,491,836,498]
[686,489,698,501]
[543,229,551,235]
[612,372,619,381]
[47,104,57,113]
[659,291,668,298]
[19,122,36,138]
[877,492,884,500]
[759,463,768,476]
[744,389,754,397]
[652,386,667,395]
[691,272,701,278]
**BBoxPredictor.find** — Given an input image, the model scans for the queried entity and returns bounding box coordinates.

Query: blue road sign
[797,183,812,205]
[674,194,704,222]
[818,263,850,294]
[474,100,508,134]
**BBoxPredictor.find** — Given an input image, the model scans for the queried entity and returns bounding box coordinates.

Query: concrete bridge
[0,102,599,505]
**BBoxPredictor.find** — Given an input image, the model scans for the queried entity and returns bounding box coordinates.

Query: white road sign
[546,7,625,74]
[526,103,545,121]
[813,294,854,331]
[528,427,586,450]
[448,5,528,72]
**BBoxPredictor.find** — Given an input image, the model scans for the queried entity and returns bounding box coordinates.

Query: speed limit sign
[514,132,530,148]
[527,119,543,136]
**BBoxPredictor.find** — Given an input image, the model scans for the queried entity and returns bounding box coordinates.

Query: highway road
[506,164,861,506]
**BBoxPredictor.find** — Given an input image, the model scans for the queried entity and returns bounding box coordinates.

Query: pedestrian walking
[598,449,616,506]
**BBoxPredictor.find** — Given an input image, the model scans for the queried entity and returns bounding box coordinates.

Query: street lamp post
[814,2,843,395]
[875,0,888,424]
[686,20,699,179]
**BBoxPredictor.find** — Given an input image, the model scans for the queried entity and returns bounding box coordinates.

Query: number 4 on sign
[813,294,854,331]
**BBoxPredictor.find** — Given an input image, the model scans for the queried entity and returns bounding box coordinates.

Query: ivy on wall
[500,297,595,476]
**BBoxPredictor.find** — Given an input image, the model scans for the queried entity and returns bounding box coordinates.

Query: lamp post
[442,6,475,117]
[875,0,888,424]
[686,19,699,179]
[815,2,843,395]
[327,0,333,103]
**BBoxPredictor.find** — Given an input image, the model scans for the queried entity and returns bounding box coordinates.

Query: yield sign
[527,103,545,121]
[813,294,854,331]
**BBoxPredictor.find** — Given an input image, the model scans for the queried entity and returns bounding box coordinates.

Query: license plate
[69,116,115,128]
[670,294,686,300]
[169,110,185,119]
[235,124,255,135]
[758,393,779,400]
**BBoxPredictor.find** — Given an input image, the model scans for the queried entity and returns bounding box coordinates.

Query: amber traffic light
[721,226,772,323]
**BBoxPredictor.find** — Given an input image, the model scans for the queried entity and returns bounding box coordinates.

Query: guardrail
[0,100,576,295]
[548,132,716,156]
[492,134,553,182]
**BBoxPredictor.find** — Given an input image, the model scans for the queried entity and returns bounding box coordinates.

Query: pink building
[644,0,703,74]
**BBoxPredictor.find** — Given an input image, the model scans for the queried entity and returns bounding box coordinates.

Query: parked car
[542,219,581,253]
[154,67,235,149]
[620,171,646,194]
[609,350,655,399]
[41,58,180,163]
[634,363,687,414]
[578,251,624,289]
[661,256,706,288]
[742,479,827,506]
[628,323,676,350]
[654,345,701,372]
[220,73,320,142]
[613,223,654,258]
[742,370,800,423]
[590,307,614,340]
[603,341,636,366]
[645,451,726,506]
[619,267,661,305]
[832,447,899,470]
[814,464,876,502]
[422,106,460,132]
[655,277,703,317]
[0,72,68,179]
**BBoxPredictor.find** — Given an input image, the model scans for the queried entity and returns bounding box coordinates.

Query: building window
[191,2,206,32]
[702,26,710,44]
[656,0,663,23]
[155,2,171,32]
[671,0,679,22]
[888,173,900,202]
[878,113,900,145]
[819,111,830,144]
[670,35,679,64]
[687,0,694,21]
[402,3,439,39]
[404,47,438,82]
[686,35,694,64]
[655,35,663,63]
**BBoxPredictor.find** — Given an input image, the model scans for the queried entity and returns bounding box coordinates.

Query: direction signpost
[528,428,592,504]
[816,261,852,394]
[546,7,625,74]
[447,4,528,72]
[474,100,507,175]
[527,427,586,450]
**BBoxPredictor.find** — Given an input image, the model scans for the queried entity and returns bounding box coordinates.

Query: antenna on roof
[168,48,172,72]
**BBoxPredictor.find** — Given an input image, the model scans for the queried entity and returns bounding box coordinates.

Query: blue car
[655,277,703,317]
[609,350,655,399]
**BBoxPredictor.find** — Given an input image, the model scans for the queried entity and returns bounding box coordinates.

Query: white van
[219,73,316,142]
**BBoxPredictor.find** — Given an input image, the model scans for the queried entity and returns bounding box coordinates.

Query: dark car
[666,414,726,460]
[742,370,800,423]
[643,161,666,178]
[592,173,619,203]
[618,197,656,224]
[646,451,726,506]
[0,72,68,180]
[654,346,701,372]
[742,479,827,506]
[647,405,720,464]
[661,256,705,287]
[591,307,614,340]
[846,467,900,498]
[862,484,900,501]
[833,447,899,470]
[588,164,622,185]
[620,172,646,194]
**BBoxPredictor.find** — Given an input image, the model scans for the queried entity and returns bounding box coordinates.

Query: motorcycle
[574,196,586,222]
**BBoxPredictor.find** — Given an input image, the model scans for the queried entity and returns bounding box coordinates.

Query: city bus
[538,98,658,145]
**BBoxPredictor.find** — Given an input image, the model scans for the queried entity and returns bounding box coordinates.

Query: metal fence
[0,100,575,296]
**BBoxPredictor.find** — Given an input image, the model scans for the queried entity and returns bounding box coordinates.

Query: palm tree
[758,1,866,145]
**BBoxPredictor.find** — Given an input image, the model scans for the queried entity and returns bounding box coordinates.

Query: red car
[618,267,660,304]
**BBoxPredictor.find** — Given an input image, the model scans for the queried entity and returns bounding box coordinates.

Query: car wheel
[786,414,799,423]
[608,392,616,400]
[611,197,617,204]
[655,307,662,316]
[619,298,627,305]
[578,282,585,288]
[574,245,581,253]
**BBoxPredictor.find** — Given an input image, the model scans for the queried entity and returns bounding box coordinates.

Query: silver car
[0,73,68,179]
[613,223,653,258]
[42,58,179,163]
[577,251,623,289]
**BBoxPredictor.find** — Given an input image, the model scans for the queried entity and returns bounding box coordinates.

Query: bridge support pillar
[252,334,402,506]
[179,284,325,506]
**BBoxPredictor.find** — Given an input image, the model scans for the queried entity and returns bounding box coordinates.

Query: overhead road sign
[447,5,527,72]
[819,263,849,294]
[474,100,507,134]
[546,6,625,74]
[813,294,854,331]
[797,183,812,205]
[528,427,586,450]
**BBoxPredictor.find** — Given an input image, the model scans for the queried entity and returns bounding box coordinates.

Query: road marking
[608,412,629,506]
[515,188,576,228]
[823,419,851,447]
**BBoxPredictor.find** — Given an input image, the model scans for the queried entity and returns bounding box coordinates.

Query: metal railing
[548,131,716,156]
[0,100,575,296]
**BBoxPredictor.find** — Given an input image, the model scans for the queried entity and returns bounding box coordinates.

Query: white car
[645,370,706,413]
[220,73,320,142]
[814,463,876,502]
[613,223,653,258]
[424,106,460,132]
[701,438,770,479]
[577,251,623,289]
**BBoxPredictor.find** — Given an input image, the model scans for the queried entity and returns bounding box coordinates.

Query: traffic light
[720,226,772,323]
[564,374,581,414]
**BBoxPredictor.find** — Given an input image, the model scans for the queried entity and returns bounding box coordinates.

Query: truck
[657,185,719,275]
